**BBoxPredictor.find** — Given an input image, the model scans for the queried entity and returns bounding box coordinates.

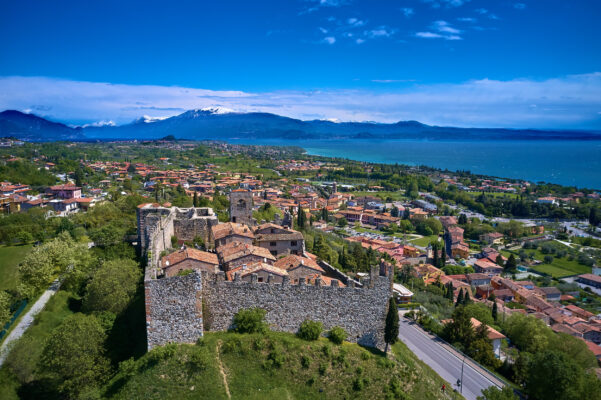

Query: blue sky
[1,0,601,128]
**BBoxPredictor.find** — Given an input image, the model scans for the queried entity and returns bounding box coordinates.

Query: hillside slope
[104,331,462,400]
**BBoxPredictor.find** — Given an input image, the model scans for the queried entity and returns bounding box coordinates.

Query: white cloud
[1,74,601,129]
[347,17,365,27]
[401,8,414,17]
[371,79,416,83]
[355,38,365,44]
[416,20,462,40]
[475,8,488,14]
[322,36,336,44]
[364,26,396,38]
[319,27,328,34]
[300,0,349,14]
[457,17,476,22]
[421,0,471,8]
[514,3,526,10]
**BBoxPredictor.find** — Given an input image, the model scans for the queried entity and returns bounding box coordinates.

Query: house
[565,304,595,321]
[474,259,504,276]
[160,247,219,277]
[584,341,601,361]
[227,262,289,283]
[467,273,492,287]
[536,286,561,302]
[274,254,324,283]
[578,274,601,289]
[393,283,414,304]
[573,323,601,344]
[211,222,254,247]
[442,317,506,358]
[254,223,305,256]
[216,241,276,270]
[48,184,81,199]
[480,232,504,245]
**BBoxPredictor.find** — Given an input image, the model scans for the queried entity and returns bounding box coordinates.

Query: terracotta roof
[255,231,304,242]
[274,254,324,273]
[161,247,219,268]
[212,222,254,241]
[217,241,276,263]
[227,262,288,280]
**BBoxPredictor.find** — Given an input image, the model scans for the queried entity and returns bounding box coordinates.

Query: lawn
[0,244,32,292]
[410,235,439,247]
[350,190,406,201]
[526,247,592,278]
[467,191,520,199]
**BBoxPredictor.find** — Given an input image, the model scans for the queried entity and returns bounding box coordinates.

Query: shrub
[301,355,311,369]
[543,255,554,264]
[232,307,268,334]
[328,326,347,344]
[297,319,323,341]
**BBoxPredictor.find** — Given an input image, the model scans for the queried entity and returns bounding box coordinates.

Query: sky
[1,0,600,129]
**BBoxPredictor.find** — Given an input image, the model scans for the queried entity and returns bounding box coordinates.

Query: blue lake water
[228,139,601,189]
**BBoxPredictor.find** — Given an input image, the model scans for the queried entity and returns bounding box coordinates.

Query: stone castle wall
[202,267,392,349]
[145,272,203,349]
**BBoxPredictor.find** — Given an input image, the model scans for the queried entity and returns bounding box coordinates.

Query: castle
[138,191,393,351]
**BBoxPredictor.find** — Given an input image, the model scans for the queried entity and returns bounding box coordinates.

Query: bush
[328,326,347,344]
[543,255,554,264]
[297,319,323,341]
[232,307,268,334]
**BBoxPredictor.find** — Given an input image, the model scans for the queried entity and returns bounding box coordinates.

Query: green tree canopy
[83,258,141,315]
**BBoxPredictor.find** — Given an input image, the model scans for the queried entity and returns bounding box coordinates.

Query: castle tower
[229,189,254,226]
[333,181,338,193]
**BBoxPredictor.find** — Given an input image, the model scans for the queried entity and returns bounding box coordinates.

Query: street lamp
[457,354,466,394]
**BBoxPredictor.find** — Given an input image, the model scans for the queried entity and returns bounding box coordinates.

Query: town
[1,139,600,400]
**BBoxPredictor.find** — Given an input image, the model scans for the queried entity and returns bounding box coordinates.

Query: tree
[0,291,12,327]
[505,254,517,272]
[477,386,518,400]
[446,282,454,300]
[297,319,323,341]
[384,297,399,352]
[492,301,498,321]
[495,254,505,268]
[83,259,141,315]
[232,307,268,333]
[391,206,399,218]
[458,213,468,225]
[328,326,347,344]
[526,350,585,400]
[455,288,464,306]
[321,207,329,222]
[504,313,553,354]
[463,288,471,305]
[41,313,111,397]
[589,207,599,227]
[337,216,348,227]
[297,208,307,230]
[544,255,554,264]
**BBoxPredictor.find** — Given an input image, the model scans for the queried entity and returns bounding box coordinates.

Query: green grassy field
[351,191,406,201]
[467,191,520,199]
[526,247,592,278]
[410,235,439,247]
[104,331,462,400]
[0,244,32,292]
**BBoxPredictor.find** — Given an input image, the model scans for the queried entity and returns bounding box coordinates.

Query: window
[270,241,276,247]
[258,277,264,282]
[290,241,297,246]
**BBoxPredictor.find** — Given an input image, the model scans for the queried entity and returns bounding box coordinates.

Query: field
[0,244,32,292]
[350,191,406,201]
[525,246,592,278]
[104,331,462,400]
[410,235,439,247]
[466,191,520,199]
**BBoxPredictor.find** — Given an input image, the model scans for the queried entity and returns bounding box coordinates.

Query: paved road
[398,315,503,400]
[0,280,61,367]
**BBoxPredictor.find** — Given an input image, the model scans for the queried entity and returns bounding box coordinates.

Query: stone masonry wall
[201,267,392,349]
[145,271,203,349]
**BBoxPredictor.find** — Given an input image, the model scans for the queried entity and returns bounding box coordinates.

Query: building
[48,184,81,199]
[227,262,289,283]
[229,189,254,226]
[480,232,504,245]
[254,223,304,256]
[274,254,325,283]
[578,274,601,289]
[393,283,414,304]
[160,247,219,277]
[474,259,504,276]
[216,241,276,270]
[211,222,254,247]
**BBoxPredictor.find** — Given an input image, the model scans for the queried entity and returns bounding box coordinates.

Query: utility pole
[459,354,465,394]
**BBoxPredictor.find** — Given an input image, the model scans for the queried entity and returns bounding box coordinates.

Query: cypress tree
[463,289,471,305]
[441,245,447,267]
[492,301,498,321]
[455,289,464,306]
[447,282,454,300]
[384,297,399,353]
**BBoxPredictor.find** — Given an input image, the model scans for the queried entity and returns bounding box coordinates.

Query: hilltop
[103,331,461,400]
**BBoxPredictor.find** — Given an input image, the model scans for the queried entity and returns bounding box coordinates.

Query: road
[0,279,61,367]
[398,315,503,400]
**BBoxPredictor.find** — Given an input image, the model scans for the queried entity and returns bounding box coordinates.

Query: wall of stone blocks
[145,271,204,350]
[201,268,392,349]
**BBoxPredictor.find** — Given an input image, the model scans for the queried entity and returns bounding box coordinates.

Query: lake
[229,139,601,189]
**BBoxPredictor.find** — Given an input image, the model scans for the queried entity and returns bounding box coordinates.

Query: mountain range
[1,109,600,142]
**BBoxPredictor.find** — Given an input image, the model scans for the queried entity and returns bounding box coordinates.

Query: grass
[0,244,32,292]
[351,191,406,201]
[410,235,439,247]
[525,246,592,278]
[466,191,520,199]
[0,290,76,400]
[105,331,462,400]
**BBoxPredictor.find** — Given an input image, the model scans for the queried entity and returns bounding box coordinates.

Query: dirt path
[216,340,231,399]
